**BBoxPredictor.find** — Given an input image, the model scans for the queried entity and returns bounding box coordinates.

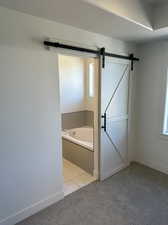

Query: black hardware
[101,113,107,132]
[44,41,98,55]
[100,47,105,68]
[130,53,134,71]
[43,41,139,70]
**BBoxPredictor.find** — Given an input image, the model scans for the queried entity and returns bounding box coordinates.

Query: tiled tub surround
[62,110,94,130]
[62,127,94,175]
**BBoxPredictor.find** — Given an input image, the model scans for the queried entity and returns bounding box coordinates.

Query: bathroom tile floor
[63,158,96,196]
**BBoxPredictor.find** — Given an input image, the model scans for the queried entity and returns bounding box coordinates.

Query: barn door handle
[101,113,106,132]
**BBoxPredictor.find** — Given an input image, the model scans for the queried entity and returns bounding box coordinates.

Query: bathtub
[62,127,94,174]
[62,127,94,151]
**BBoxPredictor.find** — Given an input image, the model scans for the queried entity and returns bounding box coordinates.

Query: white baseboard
[100,162,130,181]
[0,191,64,225]
[134,159,168,175]
[4,160,167,225]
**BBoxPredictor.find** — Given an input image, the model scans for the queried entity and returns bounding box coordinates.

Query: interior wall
[135,40,168,174]
[0,47,64,225]
[59,56,96,130]
[0,5,137,225]
[84,58,98,112]
[59,55,85,113]
[59,55,97,114]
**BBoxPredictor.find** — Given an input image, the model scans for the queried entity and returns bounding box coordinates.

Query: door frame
[55,48,100,192]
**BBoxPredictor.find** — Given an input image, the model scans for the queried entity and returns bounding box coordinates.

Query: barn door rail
[43,41,139,70]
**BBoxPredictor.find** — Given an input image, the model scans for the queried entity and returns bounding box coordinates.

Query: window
[163,73,168,135]
[88,63,94,97]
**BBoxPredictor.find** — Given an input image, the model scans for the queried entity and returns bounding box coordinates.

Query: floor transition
[17,162,168,225]
[63,158,96,196]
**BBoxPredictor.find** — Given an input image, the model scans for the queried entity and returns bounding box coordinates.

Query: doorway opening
[58,54,99,196]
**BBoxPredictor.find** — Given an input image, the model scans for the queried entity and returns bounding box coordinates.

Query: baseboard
[100,162,130,181]
[134,159,168,175]
[0,191,64,225]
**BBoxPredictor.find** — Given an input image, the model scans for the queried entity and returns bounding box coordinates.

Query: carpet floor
[17,162,168,225]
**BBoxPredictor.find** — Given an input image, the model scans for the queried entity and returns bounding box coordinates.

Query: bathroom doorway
[58,54,99,196]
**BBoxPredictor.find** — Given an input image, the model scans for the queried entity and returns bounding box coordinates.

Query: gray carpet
[17,163,168,225]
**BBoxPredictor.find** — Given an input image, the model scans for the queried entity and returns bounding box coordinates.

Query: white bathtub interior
[62,127,94,151]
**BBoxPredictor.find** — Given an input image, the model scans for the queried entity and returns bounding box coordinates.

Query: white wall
[135,40,168,173]
[59,55,85,113]
[0,6,137,225]
[59,56,98,114]
[84,58,98,112]
[0,47,63,225]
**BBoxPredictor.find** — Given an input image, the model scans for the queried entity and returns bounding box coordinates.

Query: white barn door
[100,57,130,180]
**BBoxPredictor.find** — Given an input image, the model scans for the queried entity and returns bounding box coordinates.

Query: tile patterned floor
[63,158,96,196]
